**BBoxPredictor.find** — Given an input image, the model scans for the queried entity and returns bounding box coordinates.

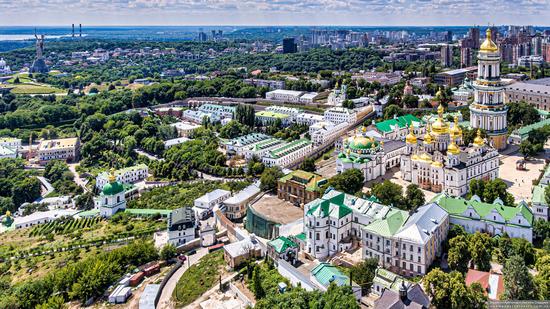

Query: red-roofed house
[465,269,504,300]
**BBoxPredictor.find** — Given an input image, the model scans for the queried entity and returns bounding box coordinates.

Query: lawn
[7,83,65,94]
[172,250,226,307]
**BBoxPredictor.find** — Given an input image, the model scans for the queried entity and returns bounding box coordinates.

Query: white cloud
[0,0,548,25]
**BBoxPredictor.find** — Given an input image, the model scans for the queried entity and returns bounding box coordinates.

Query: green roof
[363,209,409,237]
[537,109,550,117]
[375,114,423,133]
[311,263,349,287]
[268,139,312,159]
[295,233,306,241]
[373,268,411,292]
[268,236,298,254]
[532,185,548,205]
[255,111,290,119]
[517,118,550,138]
[431,194,534,226]
[306,192,353,219]
[101,181,125,196]
[125,208,172,216]
[279,170,327,192]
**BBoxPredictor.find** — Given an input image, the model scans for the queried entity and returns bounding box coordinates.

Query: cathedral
[400,105,500,196]
[470,28,508,150]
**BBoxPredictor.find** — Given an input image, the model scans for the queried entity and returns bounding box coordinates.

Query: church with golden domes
[400,104,500,196]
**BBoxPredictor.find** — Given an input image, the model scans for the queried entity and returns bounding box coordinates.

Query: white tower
[470,28,508,150]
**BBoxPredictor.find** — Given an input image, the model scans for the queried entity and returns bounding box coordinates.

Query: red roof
[465,269,504,300]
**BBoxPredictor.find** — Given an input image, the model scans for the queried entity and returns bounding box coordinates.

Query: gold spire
[473,129,485,147]
[431,105,449,135]
[362,126,367,133]
[423,124,433,144]
[450,115,462,137]
[108,168,116,183]
[480,28,498,53]
[406,124,417,144]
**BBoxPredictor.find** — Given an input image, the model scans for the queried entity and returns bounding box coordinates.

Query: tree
[424,269,488,309]
[503,255,536,300]
[44,160,71,182]
[448,235,471,273]
[160,244,177,261]
[495,233,514,264]
[350,258,378,295]
[383,104,404,120]
[12,177,41,207]
[252,266,265,299]
[404,184,425,210]
[328,168,364,195]
[371,180,403,208]
[482,179,514,206]
[534,261,550,300]
[260,166,284,192]
[299,158,316,173]
[510,238,535,267]
[469,232,492,271]
[402,94,419,108]
[507,101,540,127]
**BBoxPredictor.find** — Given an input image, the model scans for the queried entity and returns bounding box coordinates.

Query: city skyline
[1,0,550,26]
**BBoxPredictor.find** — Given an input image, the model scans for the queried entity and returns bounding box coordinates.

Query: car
[177,255,187,262]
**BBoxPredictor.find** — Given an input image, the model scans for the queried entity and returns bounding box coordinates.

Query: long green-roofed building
[431,193,533,242]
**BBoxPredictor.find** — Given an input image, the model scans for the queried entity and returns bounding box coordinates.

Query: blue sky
[1,0,549,26]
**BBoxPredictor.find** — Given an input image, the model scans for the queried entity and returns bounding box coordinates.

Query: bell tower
[469,28,508,150]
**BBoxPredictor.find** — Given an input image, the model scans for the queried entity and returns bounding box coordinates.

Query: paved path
[35,176,54,197]
[157,247,209,309]
[68,163,90,192]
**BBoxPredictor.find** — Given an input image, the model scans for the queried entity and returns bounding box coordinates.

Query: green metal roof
[375,114,423,133]
[125,208,172,215]
[295,232,306,241]
[363,209,409,237]
[517,118,550,138]
[306,198,353,219]
[532,185,547,205]
[268,139,311,159]
[101,181,125,196]
[268,236,298,254]
[278,170,326,192]
[311,263,349,287]
[431,194,534,226]
[255,111,290,119]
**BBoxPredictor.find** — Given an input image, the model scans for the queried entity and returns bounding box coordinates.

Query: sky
[1,0,550,26]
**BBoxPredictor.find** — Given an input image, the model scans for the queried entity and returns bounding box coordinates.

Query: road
[156,247,209,309]
[68,163,90,192]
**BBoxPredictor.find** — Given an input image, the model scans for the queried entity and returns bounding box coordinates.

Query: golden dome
[406,124,417,144]
[5,210,11,217]
[450,116,462,137]
[412,154,420,161]
[473,129,485,147]
[362,126,367,133]
[419,152,432,163]
[480,28,498,53]
[431,161,444,168]
[423,125,433,144]
[431,105,449,135]
[447,141,460,155]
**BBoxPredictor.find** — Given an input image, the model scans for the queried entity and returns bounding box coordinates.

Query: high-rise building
[460,47,473,67]
[470,29,508,150]
[469,27,481,49]
[441,44,453,67]
[543,42,550,63]
[532,35,543,56]
[283,38,297,54]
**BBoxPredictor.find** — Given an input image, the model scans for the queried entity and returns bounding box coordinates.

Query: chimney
[399,281,408,301]
[72,24,74,37]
